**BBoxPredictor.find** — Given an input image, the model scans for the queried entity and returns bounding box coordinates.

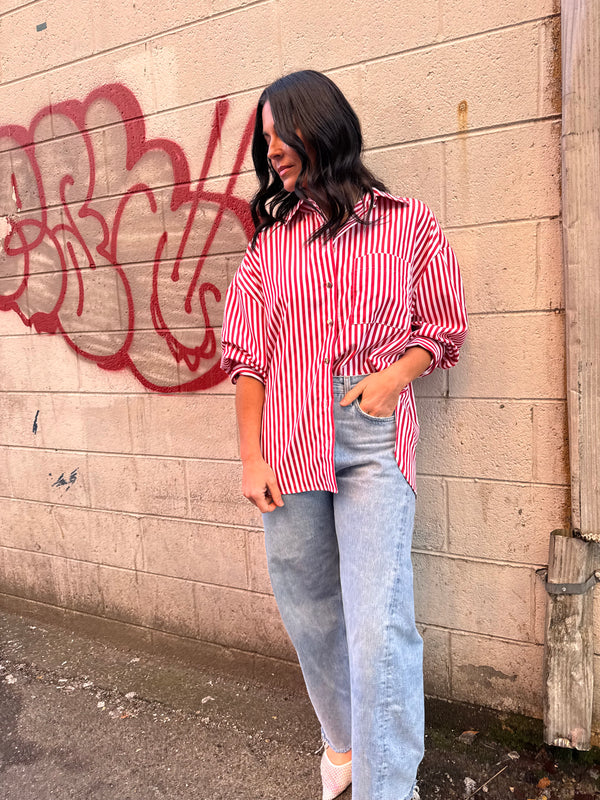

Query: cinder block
[128,394,237,459]
[363,24,542,149]
[88,453,188,516]
[532,402,569,485]
[117,257,229,335]
[186,458,263,527]
[0,394,40,449]
[0,1,32,15]
[417,399,533,481]
[99,565,198,639]
[0,2,96,82]
[90,0,211,53]
[0,392,133,453]
[414,476,447,552]
[0,546,69,608]
[0,332,81,391]
[0,310,29,337]
[72,328,221,394]
[5,446,90,507]
[447,479,569,565]
[75,352,144,393]
[451,632,544,717]
[440,0,558,41]
[160,181,251,263]
[140,516,247,589]
[60,557,105,616]
[364,141,444,222]
[140,90,257,184]
[419,625,451,697]
[194,582,294,660]
[414,551,534,641]
[540,17,561,116]
[246,528,272,594]
[413,367,447,399]
[447,220,563,314]
[0,498,143,568]
[27,127,109,211]
[448,312,566,399]
[279,0,438,72]
[445,121,561,226]
[210,0,258,14]
[536,219,564,309]
[0,447,11,496]
[48,43,157,120]
[150,6,279,112]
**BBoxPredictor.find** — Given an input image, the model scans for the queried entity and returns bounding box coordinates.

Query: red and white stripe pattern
[221,191,468,494]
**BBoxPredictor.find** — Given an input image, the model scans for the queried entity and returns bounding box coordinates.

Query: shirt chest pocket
[351,253,411,329]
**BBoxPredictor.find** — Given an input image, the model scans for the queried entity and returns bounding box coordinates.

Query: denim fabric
[262,375,423,800]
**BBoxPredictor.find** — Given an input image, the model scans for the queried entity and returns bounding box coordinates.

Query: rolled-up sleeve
[220,243,268,385]
[407,207,468,376]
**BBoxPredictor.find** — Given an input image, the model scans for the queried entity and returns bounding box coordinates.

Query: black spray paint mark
[32,410,40,435]
[49,468,79,491]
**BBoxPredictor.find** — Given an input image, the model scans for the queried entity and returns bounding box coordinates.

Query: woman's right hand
[242,456,284,513]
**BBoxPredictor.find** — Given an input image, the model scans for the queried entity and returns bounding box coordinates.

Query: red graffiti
[0,83,255,391]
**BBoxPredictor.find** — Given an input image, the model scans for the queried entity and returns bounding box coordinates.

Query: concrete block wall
[1,0,585,727]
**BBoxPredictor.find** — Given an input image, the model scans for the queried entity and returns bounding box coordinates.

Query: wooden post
[543,0,600,749]
[561,1,600,541]
[543,531,596,749]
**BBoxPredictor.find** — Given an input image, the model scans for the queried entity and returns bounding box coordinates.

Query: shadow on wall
[0,84,255,392]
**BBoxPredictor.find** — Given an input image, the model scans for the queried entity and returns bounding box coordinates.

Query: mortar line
[0,541,273,595]
[0,0,271,81]
[0,494,263,530]
[412,547,547,570]
[414,620,545,649]
[0,110,561,163]
[415,473,569,488]
[0,590,298,667]
[0,393,567,401]
[0,11,560,89]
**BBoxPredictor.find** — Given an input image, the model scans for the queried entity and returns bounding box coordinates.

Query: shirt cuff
[405,337,444,377]
[229,366,266,385]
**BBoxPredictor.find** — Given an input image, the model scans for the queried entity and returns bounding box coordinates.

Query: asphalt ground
[0,607,598,800]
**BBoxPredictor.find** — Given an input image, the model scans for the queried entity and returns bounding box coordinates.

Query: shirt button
[325,281,333,289]
[324,357,330,364]
[327,319,333,327]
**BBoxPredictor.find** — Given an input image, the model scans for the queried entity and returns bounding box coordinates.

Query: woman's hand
[339,368,404,417]
[242,456,284,513]
[340,346,433,416]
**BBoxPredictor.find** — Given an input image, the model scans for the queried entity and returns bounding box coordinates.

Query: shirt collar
[282,187,406,225]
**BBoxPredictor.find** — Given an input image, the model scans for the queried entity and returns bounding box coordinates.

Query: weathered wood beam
[561,0,600,542]
[543,531,596,749]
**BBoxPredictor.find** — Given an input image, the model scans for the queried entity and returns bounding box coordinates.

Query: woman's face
[261,101,304,193]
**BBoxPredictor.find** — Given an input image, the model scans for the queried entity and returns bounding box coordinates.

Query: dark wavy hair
[250,70,387,245]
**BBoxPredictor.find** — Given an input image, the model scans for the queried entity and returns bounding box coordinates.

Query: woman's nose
[267,135,283,160]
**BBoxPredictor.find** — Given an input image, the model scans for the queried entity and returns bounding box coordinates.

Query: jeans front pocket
[353,398,396,423]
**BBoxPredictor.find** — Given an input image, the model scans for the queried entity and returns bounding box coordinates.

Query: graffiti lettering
[0,84,255,392]
[50,468,78,491]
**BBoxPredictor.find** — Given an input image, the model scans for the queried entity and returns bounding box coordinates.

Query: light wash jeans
[262,376,423,800]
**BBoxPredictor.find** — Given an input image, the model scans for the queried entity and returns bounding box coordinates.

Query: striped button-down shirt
[221,190,468,493]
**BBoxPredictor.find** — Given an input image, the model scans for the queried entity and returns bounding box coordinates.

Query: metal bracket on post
[536,568,600,596]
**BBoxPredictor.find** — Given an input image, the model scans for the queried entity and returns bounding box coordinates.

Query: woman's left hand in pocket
[339,368,405,418]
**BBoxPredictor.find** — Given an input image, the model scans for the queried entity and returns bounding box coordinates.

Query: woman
[221,70,467,800]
